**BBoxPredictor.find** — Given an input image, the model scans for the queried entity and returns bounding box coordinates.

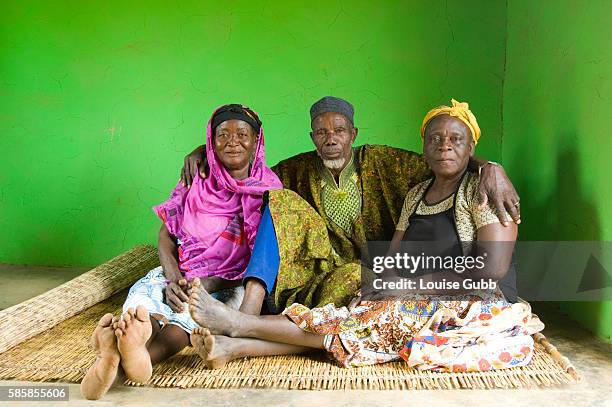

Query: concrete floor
[0,264,88,310]
[1,265,611,406]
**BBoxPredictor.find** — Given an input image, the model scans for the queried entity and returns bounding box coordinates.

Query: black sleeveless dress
[401,172,517,301]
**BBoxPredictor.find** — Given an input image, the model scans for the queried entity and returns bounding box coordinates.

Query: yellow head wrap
[420,99,481,144]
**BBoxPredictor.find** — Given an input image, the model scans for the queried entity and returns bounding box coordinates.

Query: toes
[202,328,211,337]
[99,313,114,327]
[204,333,215,353]
[190,332,203,348]
[189,334,197,347]
[192,327,203,335]
[192,277,201,288]
[134,305,149,322]
[115,328,123,338]
[117,320,126,331]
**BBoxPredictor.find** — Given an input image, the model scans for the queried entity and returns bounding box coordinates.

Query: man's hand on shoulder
[477,161,521,226]
[180,145,207,188]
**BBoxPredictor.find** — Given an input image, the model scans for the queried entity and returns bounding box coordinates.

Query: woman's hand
[478,163,521,226]
[165,279,191,313]
[180,145,207,187]
[158,223,187,312]
[347,291,362,310]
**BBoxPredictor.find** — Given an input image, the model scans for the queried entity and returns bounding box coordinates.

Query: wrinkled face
[423,114,475,177]
[310,112,357,170]
[214,119,258,173]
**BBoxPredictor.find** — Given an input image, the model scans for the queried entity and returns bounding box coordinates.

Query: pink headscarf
[154,106,282,280]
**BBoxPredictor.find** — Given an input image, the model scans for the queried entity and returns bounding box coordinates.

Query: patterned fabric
[319,150,361,234]
[267,189,361,309]
[272,145,431,264]
[396,171,504,242]
[405,299,542,372]
[283,292,544,370]
[153,106,282,281]
[266,145,430,309]
[123,267,244,333]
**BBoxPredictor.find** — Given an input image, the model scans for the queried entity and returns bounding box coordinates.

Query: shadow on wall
[553,148,601,242]
[512,142,608,339]
[553,148,609,341]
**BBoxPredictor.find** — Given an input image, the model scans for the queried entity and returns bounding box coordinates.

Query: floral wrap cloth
[283,291,544,372]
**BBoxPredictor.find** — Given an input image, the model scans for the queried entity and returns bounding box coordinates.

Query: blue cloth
[242,205,280,295]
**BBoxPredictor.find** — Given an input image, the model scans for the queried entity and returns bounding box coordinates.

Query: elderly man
[180,97,520,312]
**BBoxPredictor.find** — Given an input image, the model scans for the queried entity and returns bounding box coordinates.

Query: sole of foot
[190,327,235,369]
[115,305,153,383]
[80,313,121,400]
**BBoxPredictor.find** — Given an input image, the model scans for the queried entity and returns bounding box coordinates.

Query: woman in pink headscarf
[81,105,282,400]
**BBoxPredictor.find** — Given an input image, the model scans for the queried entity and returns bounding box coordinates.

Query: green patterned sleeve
[358,145,433,240]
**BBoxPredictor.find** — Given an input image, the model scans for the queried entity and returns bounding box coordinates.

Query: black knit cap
[211,104,262,134]
[310,96,354,124]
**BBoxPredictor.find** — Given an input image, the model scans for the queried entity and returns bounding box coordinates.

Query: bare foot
[190,327,238,369]
[115,305,153,383]
[80,313,121,400]
[189,278,243,336]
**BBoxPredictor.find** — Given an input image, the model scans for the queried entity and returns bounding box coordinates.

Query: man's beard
[317,149,346,170]
[321,158,346,170]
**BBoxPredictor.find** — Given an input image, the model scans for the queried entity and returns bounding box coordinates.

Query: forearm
[467,245,514,282]
[386,230,404,257]
[158,225,182,282]
[192,144,205,158]
[470,224,518,281]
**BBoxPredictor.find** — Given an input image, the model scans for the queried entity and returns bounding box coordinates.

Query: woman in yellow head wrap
[391,98,518,289]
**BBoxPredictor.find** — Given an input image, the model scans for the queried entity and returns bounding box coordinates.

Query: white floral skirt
[123,266,244,333]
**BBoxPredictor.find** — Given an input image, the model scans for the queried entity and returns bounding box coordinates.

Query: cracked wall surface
[2,0,609,342]
[0,0,506,267]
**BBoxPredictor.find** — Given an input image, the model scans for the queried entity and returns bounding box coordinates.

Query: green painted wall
[503,0,612,341]
[0,1,506,267]
[1,0,610,341]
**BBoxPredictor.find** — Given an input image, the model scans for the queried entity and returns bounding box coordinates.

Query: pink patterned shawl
[154,107,282,280]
